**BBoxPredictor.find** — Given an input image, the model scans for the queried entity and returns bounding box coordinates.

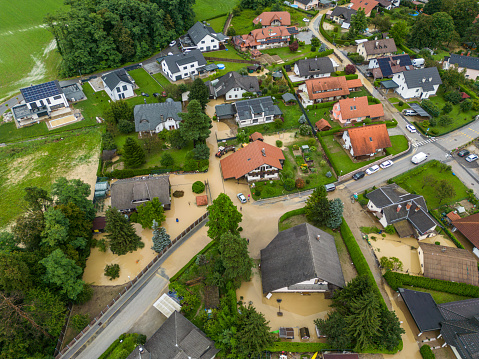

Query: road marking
[412,138,437,148]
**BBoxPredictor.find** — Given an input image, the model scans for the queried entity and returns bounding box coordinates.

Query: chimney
[262,148,266,157]
[396,204,402,212]
[406,201,412,210]
[415,205,421,212]
[422,78,426,83]
[160,115,164,121]
[429,77,432,81]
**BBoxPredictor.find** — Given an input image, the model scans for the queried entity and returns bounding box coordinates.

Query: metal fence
[55,212,209,359]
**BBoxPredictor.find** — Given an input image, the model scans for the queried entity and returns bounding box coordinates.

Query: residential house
[293,57,337,80]
[452,212,479,253]
[110,176,171,212]
[294,0,319,10]
[260,223,345,294]
[315,118,331,131]
[443,54,479,81]
[330,7,357,28]
[232,26,298,50]
[214,96,282,127]
[331,96,384,126]
[376,0,393,9]
[366,184,437,240]
[250,132,264,141]
[101,69,135,101]
[341,123,391,159]
[12,81,70,124]
[418,242,478,286]
[350,0,379,16]
[253,12,291,27]
[391,67,442,99]
[368,54,413,79]
[180,21,227,52]
[126,311,219,359]
[357,38,397,61]
[220,139,285,182]
[445,211,461,224]
[134,99,182,134]
[161,50,207,82]
[205,71,260,100]
[298,76,362,106]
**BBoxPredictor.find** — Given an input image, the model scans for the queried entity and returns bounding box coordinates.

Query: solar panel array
[377,55,412,78]
[21,81,61,103]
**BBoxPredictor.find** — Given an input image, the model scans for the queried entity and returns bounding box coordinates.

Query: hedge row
[278,208,306,224]
[169,239,216,283]
[368,96,381,105]
[306,101,335,110]
[340,220,387,309]
[317,119,397,137]
[397,43,416,56]
[383,271,479,297]
[420,345,435,359]
[317,135,341,175]
[428,211,465,249]
[319,16,346,44]
[104,167,173,179]
[460,85,479,100]
[345,74,359,80]
[203,12,228,21]
[266,342,329,353]
[281,66,295,92]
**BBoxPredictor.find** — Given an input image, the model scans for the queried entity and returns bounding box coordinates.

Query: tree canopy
[218,233,254,288]
[206,194,243,241]
[179,100,212,143]
[304,186,330,226]
[51,177,95,220]
[136,197,166,229]
[188,78,210,110]
[122,137,146,168]
[105,207,144,255]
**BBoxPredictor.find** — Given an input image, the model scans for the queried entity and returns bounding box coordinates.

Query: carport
[409,103,431,118]
[380,80,399,94]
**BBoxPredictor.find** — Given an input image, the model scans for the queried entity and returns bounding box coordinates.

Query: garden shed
[279,327,294,339]
[301,145,310,153]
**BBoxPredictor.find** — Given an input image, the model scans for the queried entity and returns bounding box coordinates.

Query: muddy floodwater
[237,269,331,343]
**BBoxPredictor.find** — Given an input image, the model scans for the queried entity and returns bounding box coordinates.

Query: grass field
[0,0,66,102]
[403,286,473,304]
[387,135,409,155]
[207,16,228,33]
[207,45,244,59]
[0,127,101,228]
[392,160,470,209]
[193,0,239,21]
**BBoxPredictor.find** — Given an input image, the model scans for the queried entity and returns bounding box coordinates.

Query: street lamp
[277,298,283,316]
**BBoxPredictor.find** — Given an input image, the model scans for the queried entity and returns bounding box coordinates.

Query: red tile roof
[315,119,331,131]
[250,132,264,141]
[347,124,391,156]
[453,213,479,248]
[253,11,291,26]
[304,76,363,100]
[351,0,379,15]
[196,195,208,206]
[461,92,471,99]
[239,26,296,47]
[447,211,461,222]
[220,140,284,179]
[337,96,384,120]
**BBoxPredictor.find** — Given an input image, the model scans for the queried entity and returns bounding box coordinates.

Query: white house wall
[225,87,247,100]
[392,73,440,99]
[235,113,275,127]
[154,118,178,132]
[27,93,69,111]
[197,34,220,52]
[162,59,200,82]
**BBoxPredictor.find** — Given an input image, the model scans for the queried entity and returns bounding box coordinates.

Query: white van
[411,152,428,164]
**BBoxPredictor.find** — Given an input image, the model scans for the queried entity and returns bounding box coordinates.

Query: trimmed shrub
[172,190,184,198]
[276,140,283,147]
[420,345,435,359]
[283,178,295,191]
[266,342,328,352]
[295,178,305,189]
[192,181,205,193]
[104,264,120,280]
[300,124,312,136]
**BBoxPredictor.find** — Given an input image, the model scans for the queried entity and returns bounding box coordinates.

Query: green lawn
[392,101,411,112]
[241,101,303,134]
[207,15,228,33]
[127,68,165,106]
[0,127,102,229]
[431,51,450,61]
[306,107,340,129]
[392,160,470,209]
[99,333,145,359]
[322,135,385,174]
[261,45,313,62]
[403,286,473,304]
[348,87,370,98]
[207,45,244,60]
[74,82,111,121]
[425,89,477,135]
[207,61,249,78]
[152,72,171,89]
[387,135,408,155]
[193,0,239,21]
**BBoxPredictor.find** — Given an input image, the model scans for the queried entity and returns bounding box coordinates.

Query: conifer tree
[105,207,144,255]
[122,137,145,168]
[151,220,171,253]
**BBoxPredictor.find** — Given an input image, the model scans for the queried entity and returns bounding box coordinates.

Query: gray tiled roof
[187,21,220,45]
[398,288,443,333]
[134,99,182,132]
[295,57,335,77]
[402,67,442,92]
[449,54,479,71]
[144,311,219,359]
[330,6,357,22]
[206,71,259,98]
[366,185,437,235]
[260,223,345,293]
[162,50,206,74]
[235,96,282,121]
[361,38,397,56]
[101,69,132,91]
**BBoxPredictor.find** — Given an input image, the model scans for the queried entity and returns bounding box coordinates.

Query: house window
[123,85,127,91]
[191,64,194,68]
[183,66,187,70]
[201,40,205,44]
[117,87,121,93]
[211,39,214,42]
[53,95,61,100]
[46,98,51,104]
[235,94,238,98]
[39,100,44,106]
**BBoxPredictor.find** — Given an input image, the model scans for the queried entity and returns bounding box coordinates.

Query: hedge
[306,101,335,110]
[367,96,381,104]
[266,342,329,352]
[428,211,465,249]
[320,16,346,44]
[397,43,416,56]
[345,74,359,80]
[383,271,479,297]
[420,345,435,359]
[169,239,216,282]
[278,208,306,224]
[104,167,173,179]
[202,13,228,21]
[281,66,295,92]
[340,220,387,309]
[317,135,341,175]
[460,85,479,100]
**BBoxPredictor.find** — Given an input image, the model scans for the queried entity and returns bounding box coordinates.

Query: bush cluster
[192,181,205,193]
[420,345,435,359]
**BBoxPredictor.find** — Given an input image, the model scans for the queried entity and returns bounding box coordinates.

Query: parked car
[303,17,310,22]
[153,92,160,98]
[466,154,478,162]
[325,183,336,192]
[458,149,470,157]
[352,171,365,180]
[237,193,247,204]
[411,152,428,164]
[366,165,380,175]
[167,52,174,56]
[141,92,149,97]
[380,160,394,169]
[406,124,417,133]
[169,40,176,47]
[404,109,417,116]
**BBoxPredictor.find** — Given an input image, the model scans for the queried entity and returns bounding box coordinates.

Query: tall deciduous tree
[218,233,254,288]
[206,193,243,241]
[51,177,95,220]
[188,78,210,110]
[431,12,458,46]
[326,198,344,229]
[122,137,146,168]
[12,210,44,251]
[23,187,52,212]
[41,207,69,248]
[389,20,408,45]
[0,252,34,292]
[39,249,84,301]
[451,0,479,37]
[408,15,435,49]
[305,186,330,226]
[151,220,171,253]
[179,100,212,143]
[105,207,144,255]
[350,8,367,36]
[104,100,133,124]
[136,198,166,229]
[0,231,16,253]
[436,179,456,204]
